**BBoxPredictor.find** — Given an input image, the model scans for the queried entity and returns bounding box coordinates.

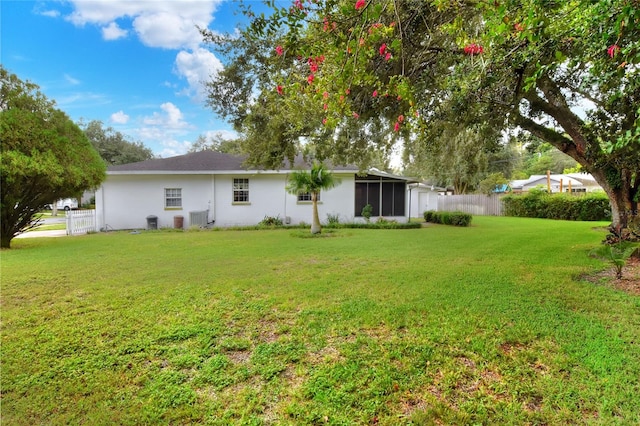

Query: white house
[95,151,416,230]
[407,182,445,219]
[510,173,603,194]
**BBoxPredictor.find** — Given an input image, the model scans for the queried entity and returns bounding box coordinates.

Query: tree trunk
[591,167,639,242]
[1,233,12,249]
[311,192,321,234]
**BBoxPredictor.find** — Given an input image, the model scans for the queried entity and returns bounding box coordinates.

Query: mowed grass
[2,216,640,425]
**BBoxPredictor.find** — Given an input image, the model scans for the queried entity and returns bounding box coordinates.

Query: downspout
[408,184,413,223]
[209,174,216,224]
[284,173,288,223]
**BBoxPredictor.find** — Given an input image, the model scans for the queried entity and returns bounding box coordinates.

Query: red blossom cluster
[355,0,365,10]
[275,45,284,56]
[463,43,484,55]
[607,44,620,58]
[379,43,392,61]
[276,85,283,95]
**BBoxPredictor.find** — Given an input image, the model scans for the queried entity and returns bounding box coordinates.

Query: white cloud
[65,1,221,49]
[174,47,222,100]
[38,9,61,18]
[102,22,127,40]
[110,110,130,124]
[142,102,190,129]
[204,129,238,140]
[64,73,81,85]
[158,139,193,158]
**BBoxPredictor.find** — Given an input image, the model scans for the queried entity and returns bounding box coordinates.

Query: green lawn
[2,217,639,425]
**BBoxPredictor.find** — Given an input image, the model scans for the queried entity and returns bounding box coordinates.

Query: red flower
[275,45,284,56]
[276,85,284,95]
[379,43,387,56]
[385,52,392,61]
[307,74,315,84]
[309,62,319,73]
[294,0,304,10]
[394,122,400,132]
[322,118,327,125]
[323,103,328,110]
[397,114,404,123]
[607,44,620,58]
[355,0,365,10]
[345,89,350,95]
[352,112,360,119]
[463,43,484,55]
[323,91,329,99]
[514,23,525,32]
[372,90,378,97]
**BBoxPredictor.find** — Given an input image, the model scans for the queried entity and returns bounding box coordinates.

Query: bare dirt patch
[586,257,640,296]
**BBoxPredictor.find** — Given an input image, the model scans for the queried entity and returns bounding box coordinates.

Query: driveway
[15,215,68,239]
[15,229,67,239]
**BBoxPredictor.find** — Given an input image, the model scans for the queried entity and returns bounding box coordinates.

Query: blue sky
[2,0,264,158]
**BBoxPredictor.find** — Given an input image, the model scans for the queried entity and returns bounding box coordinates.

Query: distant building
[510,173,602,194]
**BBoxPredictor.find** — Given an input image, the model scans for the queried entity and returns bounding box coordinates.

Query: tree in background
[286,162,339,234]
[0,67,106,248]
[479,173,510,196]
[203,0,639,239]
[187,133,244,155]
[80,120,153,165]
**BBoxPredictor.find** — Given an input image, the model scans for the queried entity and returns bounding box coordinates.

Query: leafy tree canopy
[187,133,245,155]
[0,67,106,248]
[80,120,153,165]
[203,0,639,236]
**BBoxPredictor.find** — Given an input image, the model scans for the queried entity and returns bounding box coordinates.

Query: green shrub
[325,213,341,225]
[259,215,284,226]
[423,211,436,222]
[423,211,472,227]
[361,204,373,223]
[326,221,421,230]
[503,191,610,221]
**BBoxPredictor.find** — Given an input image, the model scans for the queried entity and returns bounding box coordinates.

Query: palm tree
[287,162,339,234]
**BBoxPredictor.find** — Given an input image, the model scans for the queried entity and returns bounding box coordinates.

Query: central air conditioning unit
[189,210,209,228]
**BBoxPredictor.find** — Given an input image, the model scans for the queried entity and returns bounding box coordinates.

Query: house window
[233,178,249,202]
[298,192,320,202]
[165,188,182,208]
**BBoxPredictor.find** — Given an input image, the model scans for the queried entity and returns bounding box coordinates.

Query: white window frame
[233,178,249,203]
[297,192,320,202]
[165,188,182,208]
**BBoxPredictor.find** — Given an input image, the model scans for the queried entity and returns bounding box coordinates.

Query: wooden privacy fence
[437,194,504,216]
[66,210,98,235]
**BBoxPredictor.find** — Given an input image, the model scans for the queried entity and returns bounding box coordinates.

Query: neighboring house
[95,151,416,230]
[510,173,603,194]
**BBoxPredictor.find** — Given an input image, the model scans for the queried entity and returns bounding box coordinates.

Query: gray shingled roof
[107,151,359,173]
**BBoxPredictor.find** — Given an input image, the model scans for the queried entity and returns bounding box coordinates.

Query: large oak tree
[0,67,106,248]
[203,0,639,239]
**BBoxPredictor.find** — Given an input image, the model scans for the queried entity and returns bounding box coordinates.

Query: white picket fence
[66,210,98,235]
[437,194,504,216]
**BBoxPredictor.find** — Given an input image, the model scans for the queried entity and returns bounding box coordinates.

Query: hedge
[423,211,473,227]
[502,190,611,221]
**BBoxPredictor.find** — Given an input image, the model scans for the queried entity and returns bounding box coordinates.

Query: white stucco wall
[96,172,358,230]
[409,189,439,218]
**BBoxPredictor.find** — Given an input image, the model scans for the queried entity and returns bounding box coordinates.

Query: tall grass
[2,217,639,425]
